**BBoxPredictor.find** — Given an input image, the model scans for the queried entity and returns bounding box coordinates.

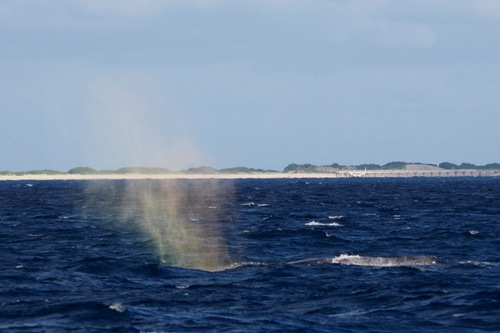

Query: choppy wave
[216,254,438,270]
[1,178,499,332]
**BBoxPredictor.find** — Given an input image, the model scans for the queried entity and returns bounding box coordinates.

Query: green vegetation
[283,163,317,173]
[116,167,171,174]
[23,169,64,175]
[381,161,407,170]
[1,162,499,177]
[439,162,500,170]
[355,164,382,170]
[219,167,275,173]
[283,161,413,172]
[484,163,500,169]
[68,167,97,174]
[186,166,218,174]
[283,161,500,173]
[0,169,64,176]
[438,162,456,169]
[329,163,343,169]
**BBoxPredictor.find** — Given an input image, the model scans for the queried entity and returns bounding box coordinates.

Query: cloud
[0,0,490,40]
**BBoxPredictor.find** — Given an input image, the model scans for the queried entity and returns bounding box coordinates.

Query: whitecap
[222,261,268,269]
[290,254,437,267]
[457,260,498,268]
[109,303,126,313]
[330,254,437,267]
[328,215,345,220]
[305,221,343,227]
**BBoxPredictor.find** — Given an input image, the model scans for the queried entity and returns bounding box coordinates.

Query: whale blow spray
[79,77,232,271]
[122,179,232,271]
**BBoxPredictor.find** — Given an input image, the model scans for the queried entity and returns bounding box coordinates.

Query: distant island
[1,162,500,180]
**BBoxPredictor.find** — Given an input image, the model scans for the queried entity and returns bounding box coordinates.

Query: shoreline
[1,170,499,181]
[1,173,323,181]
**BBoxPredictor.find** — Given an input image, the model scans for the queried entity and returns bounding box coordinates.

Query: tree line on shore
[284,162,500,173]
[1,162,499,176]
[0,166,276,176]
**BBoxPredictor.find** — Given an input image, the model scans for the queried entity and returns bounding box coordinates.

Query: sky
[1,0,500,172]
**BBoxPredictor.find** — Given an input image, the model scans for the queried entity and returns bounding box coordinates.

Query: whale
[289,255,437,267]
[180,254,438,271]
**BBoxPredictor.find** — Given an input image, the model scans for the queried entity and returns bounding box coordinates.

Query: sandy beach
[0,173,331,181]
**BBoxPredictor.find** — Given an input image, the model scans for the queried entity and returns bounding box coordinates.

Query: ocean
[0,178,499,332]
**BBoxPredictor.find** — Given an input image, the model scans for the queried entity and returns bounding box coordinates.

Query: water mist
[121,179,232,271]
[80,75,232,271]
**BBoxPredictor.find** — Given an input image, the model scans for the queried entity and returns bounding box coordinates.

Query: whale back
[290,255,437,267]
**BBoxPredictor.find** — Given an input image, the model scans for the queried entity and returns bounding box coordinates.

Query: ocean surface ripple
[1,178,499,332]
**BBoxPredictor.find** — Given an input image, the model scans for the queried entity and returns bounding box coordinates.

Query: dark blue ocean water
[0,178,499,332]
